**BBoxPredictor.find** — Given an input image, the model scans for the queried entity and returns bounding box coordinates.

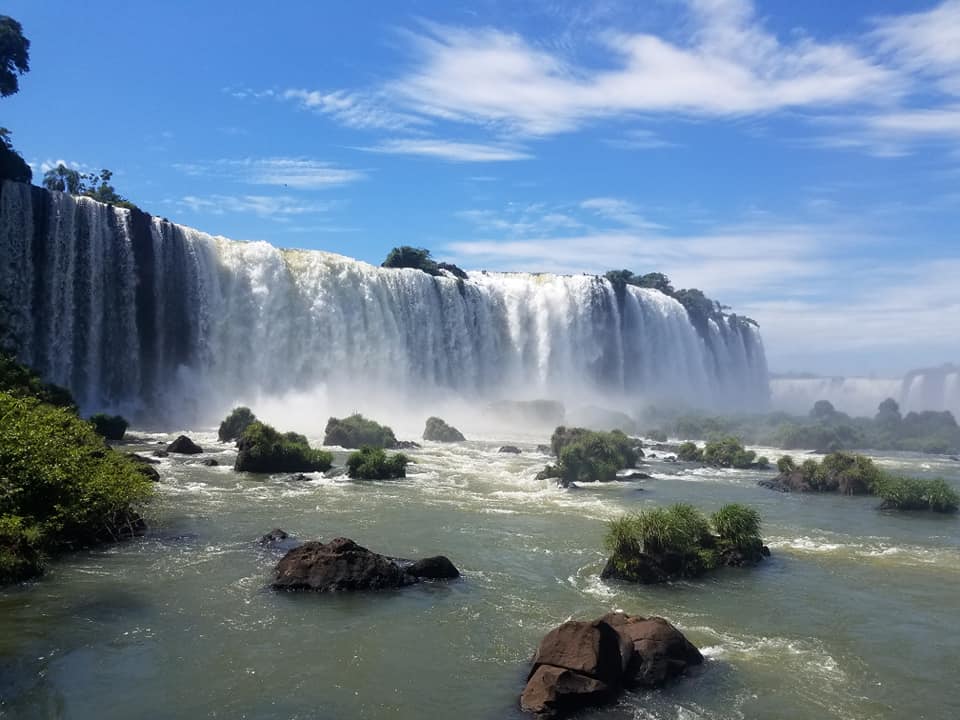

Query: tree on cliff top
[0,15,30,98]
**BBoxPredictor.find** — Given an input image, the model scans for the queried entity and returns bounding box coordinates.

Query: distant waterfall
[0,181,769,421]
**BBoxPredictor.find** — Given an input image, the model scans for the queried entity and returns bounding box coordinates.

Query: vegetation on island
[345,446,410,480]
[1,353,154,582]
[676,436,768,469]
[602,503,768,584]
[218,406,257,443]
[323,414,397,449]
[538,426,639,487]
[422,416,465,442]
[767,451,958,513]
[89,413,129,441]
[234,421,333,474]
[662,398,960,456]
[604,269,758,335]
[41,165,137,210]
[382,246,468,279]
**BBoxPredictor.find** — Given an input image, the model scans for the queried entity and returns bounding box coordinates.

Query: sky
[3,0,959,377]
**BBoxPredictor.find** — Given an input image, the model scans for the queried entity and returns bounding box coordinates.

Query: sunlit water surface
[2,431,958,720]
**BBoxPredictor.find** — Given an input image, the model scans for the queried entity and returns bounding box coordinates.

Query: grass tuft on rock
[324,414,397,449]
[346,446,409,480]
[235,421,333,473]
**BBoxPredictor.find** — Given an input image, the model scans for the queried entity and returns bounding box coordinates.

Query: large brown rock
[273,538,413,592]
[520,613,702,718]
[271,538,461,592]
[529,619,631,685]
[520,665,612,718]
[601,613,703,688]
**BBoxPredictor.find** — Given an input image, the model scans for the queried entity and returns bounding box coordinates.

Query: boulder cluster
[521,613,703,718]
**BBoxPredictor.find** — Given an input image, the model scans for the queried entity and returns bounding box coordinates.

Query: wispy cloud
[580,197,664,230]
[281,88,428,130]
[357,138,532,162]
[603,128,678,150]
[174,157,365,188]
[175,194,333,218]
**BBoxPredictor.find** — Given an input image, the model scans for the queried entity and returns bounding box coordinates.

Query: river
[2,429,958,720]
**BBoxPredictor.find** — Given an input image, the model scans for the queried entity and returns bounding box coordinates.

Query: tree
[382,246,440,275]
[810,400,837,422]
[636,272,674,295]
[43,163,84,193]
[41,164,135,208]
[0,126,30,182]
[0,15,30,98]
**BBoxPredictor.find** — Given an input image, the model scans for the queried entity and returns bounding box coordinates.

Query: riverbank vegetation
[0,387,153,583]
[602,503,768,584]
[218,406,257,443]
[658,398,960,455]
[765,451,958,512]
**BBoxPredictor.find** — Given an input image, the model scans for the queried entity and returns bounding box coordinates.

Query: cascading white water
[0,181,769,422]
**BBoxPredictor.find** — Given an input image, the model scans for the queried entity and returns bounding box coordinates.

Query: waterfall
[0,181,770,423]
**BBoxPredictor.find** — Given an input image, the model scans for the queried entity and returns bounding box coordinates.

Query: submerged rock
[423,416,466,442]
[499,445,522,454]
[394,440,422,450]
[167,435,203,454]
[271,537,459,592]
[259,528,290,545]
[520,613,702,718]
[618,470,651,480]
[199,457,219,467]
[408,555,460,579]
[152,449,169,458]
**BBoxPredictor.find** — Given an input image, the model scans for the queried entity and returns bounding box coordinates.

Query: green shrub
[0,392,153,582]
[677,441,702,461]
[645,429,668,443]
[777,455,796,473]
[323,414,397,449]
[877,477,959,513]
[89,413,128,440]
[218,406,256,443]
[235,421,333,473]
[711,504,762,552]
[345,446,409,480]
[755,456,770,469]
[702,436,756,468]
[815,452,883,494]
[552,428,638,486]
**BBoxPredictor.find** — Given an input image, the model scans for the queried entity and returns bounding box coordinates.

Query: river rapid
[2,429,958,720]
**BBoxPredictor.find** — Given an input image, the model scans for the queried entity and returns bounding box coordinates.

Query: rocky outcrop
[271,537,459,592]
[520,613,702,718]
[423,416,466,442]
[759,469,812,493]
[125,453,161,482]
[499,445,522,454]
[259,528,289,545]
[167,435,203,454]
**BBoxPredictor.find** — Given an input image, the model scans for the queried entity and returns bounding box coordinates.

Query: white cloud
[176,194,333,218]
[604,128,677,150]
[282,88,428,130]
[873,0,960,94]
[358,138,532,162]
[175,157,364,188]
[580,197,664,230]
[385,4,898,136]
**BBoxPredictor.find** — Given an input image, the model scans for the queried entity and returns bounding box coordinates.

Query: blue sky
[4,0,959,377]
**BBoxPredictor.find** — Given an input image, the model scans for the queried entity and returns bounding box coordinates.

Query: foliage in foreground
[323,413,397,449]
[0,351,76,409]
[0,391,153,582]
[345,446,410,480]
[603,503,766,582]
[547,426,639,486]
[218,406,257,443]
[235,421,333,473]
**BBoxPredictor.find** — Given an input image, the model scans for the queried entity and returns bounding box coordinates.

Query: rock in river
[272,537,459,592]
[167,435,203,454]
[520,612,702,719]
